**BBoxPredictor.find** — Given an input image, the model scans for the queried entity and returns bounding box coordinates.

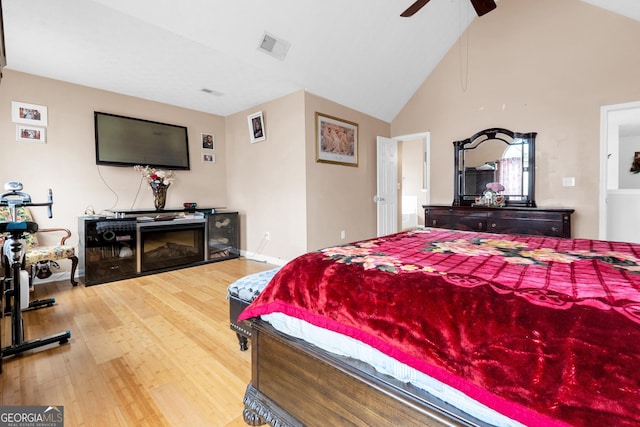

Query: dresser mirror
[453,128,537,207]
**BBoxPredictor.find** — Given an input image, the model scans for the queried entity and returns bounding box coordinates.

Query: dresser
[423,205,574,238]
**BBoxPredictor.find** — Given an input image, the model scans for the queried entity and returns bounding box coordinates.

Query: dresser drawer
[488,218,565,237]
[427,215,450,229]
[425,208,452,229]
[455,216,487,232]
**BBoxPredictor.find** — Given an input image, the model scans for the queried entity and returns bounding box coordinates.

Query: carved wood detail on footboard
[243,383,302,427]
[243,319,482,427]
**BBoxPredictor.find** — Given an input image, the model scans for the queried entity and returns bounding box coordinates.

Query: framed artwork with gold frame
[315,112,358,167]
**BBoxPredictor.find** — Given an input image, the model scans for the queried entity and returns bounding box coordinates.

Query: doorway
[599,101,640,242]
[376,132,430,236]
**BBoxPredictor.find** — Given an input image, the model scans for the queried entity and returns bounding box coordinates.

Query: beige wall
[0,71,389,274]
[226,91,389,262]
[305,92,390,250]
[0,70,227,255]
[391,0,640,239]
[226,91,308,262]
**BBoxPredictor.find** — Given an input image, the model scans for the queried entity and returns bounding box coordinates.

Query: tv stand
[78,208,239,285]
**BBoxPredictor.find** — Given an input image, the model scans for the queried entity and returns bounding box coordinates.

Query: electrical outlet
[340,230,346,240]
[264,232,271,241]
[562,177,575,187]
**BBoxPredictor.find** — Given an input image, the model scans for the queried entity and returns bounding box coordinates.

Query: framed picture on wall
[201,133,214,150]
[248,111,266,143]
[315,112,358,167]
[16,124,46,143]
[12,101,48,126]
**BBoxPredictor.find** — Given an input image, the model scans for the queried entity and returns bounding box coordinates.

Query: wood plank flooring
[0,259,276,426]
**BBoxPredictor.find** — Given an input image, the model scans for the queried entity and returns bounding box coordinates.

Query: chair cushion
[0,206,39,248]
[227,267,281,303]
[24,245,75,266]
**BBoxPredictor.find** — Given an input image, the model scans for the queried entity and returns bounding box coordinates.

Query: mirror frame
[453,128,537,207]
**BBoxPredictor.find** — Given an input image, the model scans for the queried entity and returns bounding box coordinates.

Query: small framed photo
[12,101,48,126]
[17,125,46,143]
[316,112,358,167]
[202,153,215,163]
[248,111,266,143]
[201,133,214,150]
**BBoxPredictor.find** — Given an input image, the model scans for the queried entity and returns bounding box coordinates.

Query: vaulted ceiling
[2,0,639,122]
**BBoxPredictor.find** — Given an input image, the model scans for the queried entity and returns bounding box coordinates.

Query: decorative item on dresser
[424,205,574,238]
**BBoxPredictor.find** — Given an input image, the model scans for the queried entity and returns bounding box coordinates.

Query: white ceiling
[2,0,639,122]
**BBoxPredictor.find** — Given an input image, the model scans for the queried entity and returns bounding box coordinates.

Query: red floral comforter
[240,228,640,426]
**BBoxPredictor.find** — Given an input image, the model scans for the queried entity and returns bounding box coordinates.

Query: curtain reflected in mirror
[498,141,528,198]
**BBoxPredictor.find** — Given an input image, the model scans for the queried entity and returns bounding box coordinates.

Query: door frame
[376,131,430,236]
[598,100,640,240]
[394,131,431,199]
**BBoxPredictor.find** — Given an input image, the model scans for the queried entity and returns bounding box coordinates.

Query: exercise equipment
[0,182,71,372]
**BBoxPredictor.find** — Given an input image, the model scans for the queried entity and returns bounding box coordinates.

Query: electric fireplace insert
[137,219,206,273]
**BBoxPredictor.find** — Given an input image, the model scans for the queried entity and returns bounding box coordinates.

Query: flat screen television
[94,112,190,170]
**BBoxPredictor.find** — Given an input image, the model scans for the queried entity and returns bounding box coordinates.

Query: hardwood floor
[0,259,276,426]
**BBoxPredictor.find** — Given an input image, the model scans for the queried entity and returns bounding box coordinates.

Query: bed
[238,227,640,426]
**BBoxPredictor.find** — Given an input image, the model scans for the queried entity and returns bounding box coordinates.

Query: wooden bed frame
[242,319,492,427]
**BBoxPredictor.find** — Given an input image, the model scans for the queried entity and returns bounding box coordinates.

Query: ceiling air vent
[258,32,290,61]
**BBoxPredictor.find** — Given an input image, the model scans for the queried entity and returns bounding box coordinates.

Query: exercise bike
[0,182,71,371]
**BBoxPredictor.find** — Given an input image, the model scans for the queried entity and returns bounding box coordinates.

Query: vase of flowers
[135,165,175,210]
[483,182,505,207]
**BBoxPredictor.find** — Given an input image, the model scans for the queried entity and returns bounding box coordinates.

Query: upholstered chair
[0,206,78,286]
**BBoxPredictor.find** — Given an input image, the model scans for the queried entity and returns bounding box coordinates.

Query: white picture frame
[12,101,48,126]
[17,124,46,143]
[248,111,266,143]
[201,133,214,150]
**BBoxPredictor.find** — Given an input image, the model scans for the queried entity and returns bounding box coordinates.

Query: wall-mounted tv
[94,112,190,170]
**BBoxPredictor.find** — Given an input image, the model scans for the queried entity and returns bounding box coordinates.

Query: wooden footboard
[243,319,488,427]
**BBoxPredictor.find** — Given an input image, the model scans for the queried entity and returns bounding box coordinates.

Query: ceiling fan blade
[470,0,497,16]
[401,0,431,17]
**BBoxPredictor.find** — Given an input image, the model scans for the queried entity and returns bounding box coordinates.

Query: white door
[376,136,398,236]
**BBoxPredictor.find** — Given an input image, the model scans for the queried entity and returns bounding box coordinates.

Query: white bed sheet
[262,312,524,427]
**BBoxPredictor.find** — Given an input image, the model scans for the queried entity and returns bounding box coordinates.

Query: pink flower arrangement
[486,182,505,192]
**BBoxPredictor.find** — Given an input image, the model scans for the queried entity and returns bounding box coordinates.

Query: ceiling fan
[401,0,497,17]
